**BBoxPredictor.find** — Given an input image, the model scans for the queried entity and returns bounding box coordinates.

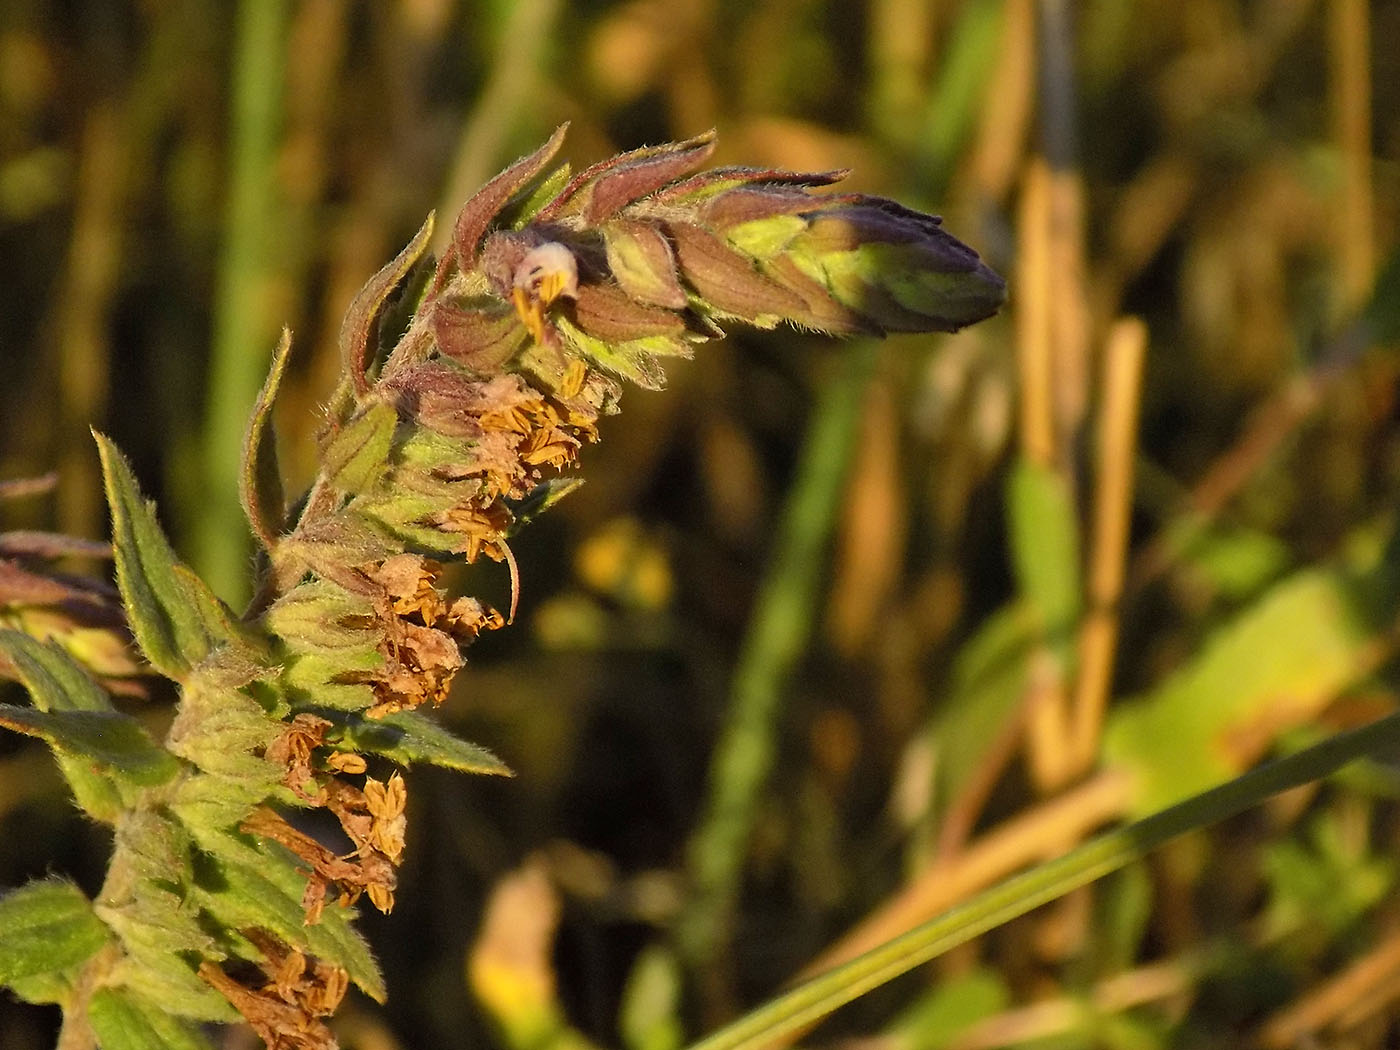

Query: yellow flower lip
[511,242,580,345]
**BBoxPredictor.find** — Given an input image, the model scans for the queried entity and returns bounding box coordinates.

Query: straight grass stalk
[684,710,1400,1050]
[195,0,289,608]
[677,343,880,981]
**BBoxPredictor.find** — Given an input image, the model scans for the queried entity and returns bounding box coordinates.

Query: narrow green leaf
[927,603,1034,825]
[165,677,283,827]
[6,970,75,1006]
[240,327,294,550]
[340,213,434,395]
[95,432,213,679]
[681,712,1400,1050]
[88,987,216,1050]
[1178,519,1292,599]
[168,677,281,782]
[1363,245,1400,345]
[263,579,379,651]
[508,477,586,531]
[279,649,380,710]
[554,315,692,391]
[94,809,237,1022]
[0,630,127,818]
[319,399,399,495]
[509,163,572,228]
[0,880,110,986]
[175,564,272,664]
[620,945,685,1050]
[1007,458,1081,655]
[889,968,1008,1050]
[0,705,180,787]
[331,709,513,775]
[0,629,112,712]
[99,882,236,1023]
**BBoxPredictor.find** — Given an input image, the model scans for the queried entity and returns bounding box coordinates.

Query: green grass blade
[684,710,1400,1050]
[677,343,879,970]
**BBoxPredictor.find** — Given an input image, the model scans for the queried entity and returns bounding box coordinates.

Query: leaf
[87,987,217,1050]
[190,827,386,1002]
[176,564,273,665]
[927,603,1034,823]
[1007,459,1082,656]
[1089,863,1154,976]
[889,967,1009,1050]
[433,299,530,372]
[89,808,239,1021]
[6,970,75,1006]
[602,220,689,310]
[1261,811,1395,943]
[1105,566,1379,813]
[506,163,572,229]
[1363,244,1400,345]
[0,630,128,818]
[240,327,294,550]
[0,880,110,986]
[667,221,806,323]
[168,677,281,782]
[279,648,381,711]
[452,124,569,266]
[106,938,234,1024]
[0,705,180,787]
[554,315,693,392]
[165,677,283,826]
[508,477,587,531]
[620,945,684,1050]
[95,432,214,680]
[263,579,378,651]
[332,708,513,775]
[98,881,237,1022]
[319,399,399,495]
[1175,517,1292,600]
[547,132,718,222]
[340,213,435,395]
[0,628,111,712]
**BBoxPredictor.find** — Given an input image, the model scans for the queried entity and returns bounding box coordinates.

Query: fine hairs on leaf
[0,128,1004,1049]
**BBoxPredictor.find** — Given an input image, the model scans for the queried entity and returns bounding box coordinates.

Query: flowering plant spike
[0,127,1002,1050]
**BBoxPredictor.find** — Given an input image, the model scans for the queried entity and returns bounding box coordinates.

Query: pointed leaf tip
[95,432,214,679]
[340,214,435,397]
[452,124,571,270]
[241,328,294,550]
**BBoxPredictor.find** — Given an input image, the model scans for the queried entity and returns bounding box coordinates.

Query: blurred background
[3,1,1400,1048]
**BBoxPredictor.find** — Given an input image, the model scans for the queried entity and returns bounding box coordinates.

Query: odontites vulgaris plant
[0,126,1003,1050]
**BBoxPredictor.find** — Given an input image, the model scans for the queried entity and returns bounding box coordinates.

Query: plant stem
[194,0,289,608]
[676,343,879,984]
[683,710,1400,1050]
